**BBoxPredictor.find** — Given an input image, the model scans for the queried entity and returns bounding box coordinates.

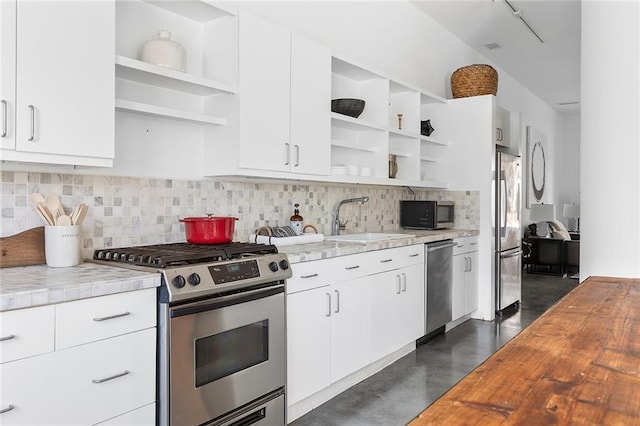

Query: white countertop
[0,262,160,312]
[0,228,476,312]
[279,228,479,263]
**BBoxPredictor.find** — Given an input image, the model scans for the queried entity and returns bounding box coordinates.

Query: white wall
[558,114,581,228]
[581,1,640,279]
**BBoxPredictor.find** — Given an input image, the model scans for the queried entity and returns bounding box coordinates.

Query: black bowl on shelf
[331,98,366,118]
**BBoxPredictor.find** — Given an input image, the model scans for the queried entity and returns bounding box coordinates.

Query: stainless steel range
[93,242,291,426]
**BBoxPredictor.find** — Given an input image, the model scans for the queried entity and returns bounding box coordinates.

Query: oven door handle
[170,285,284,318]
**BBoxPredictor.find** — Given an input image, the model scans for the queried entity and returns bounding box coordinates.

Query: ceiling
[411,0,581,115]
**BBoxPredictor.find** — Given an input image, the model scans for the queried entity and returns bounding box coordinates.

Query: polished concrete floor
[290,272,580,426]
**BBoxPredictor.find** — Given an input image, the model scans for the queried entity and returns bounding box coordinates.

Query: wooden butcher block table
[411,277,640,425]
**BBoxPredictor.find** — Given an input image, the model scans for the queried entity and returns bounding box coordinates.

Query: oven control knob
[173,275,186,288]
[279,259,289,270]
[188,273,201,286]
[268,261,279,272]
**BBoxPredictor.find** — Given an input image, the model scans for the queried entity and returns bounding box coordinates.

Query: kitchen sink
[324,233,414,243]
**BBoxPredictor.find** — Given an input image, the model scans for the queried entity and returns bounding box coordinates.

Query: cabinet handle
[93,311,130,322]
[396,275,401,294]
[92,370,130,384]
[0,334,16,342]
[402,272,407,292]
[409,253,420,258]
[1,100,6,137]
[334,289,340,313]
[300,273,319,279]
[0,405,15,414]
[345,265,360,270]
[469,256,472,271]
[284,142,290,166]
[294,144,300,167]
[28,105,35,141]
[380,258,393,263]
[325,293,331,317]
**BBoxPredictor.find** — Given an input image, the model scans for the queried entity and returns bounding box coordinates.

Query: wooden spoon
[45,194,63,219]
[73,204,88,225]
[28,192,45,209]
[37,202,55,225]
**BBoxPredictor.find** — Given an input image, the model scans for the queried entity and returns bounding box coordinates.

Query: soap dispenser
[290,203,303,236]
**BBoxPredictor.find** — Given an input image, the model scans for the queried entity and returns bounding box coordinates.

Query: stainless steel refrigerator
[495,151,522,315]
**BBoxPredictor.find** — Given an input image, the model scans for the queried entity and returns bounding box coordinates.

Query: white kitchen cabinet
[0,289,156,426]
[286,256,370,404]
[369,249,425,362]
[0,0,115,167]
[287,245,425,408]
[235,11,330,176]
[452,236,480,321]
[286,285,331,406]
[0,1,15,151]
[495,106,511,148]
[329,276,370,383]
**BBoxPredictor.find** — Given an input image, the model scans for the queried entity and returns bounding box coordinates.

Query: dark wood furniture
[523,236,580,277]
[410,277,640,425]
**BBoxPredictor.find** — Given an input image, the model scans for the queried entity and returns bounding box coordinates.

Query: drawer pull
[93,311,131,322]
[345,265,360,270]
[300,273,319,279]
[0,405,15,414]
[380,258,393,263]
[0,334,16,342]
[409,253,420,258]
[92,370,130,384]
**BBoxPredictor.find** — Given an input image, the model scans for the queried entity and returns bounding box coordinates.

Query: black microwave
[399,200,454,230]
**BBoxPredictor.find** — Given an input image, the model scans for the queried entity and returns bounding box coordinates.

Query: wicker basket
[451,64,498,98]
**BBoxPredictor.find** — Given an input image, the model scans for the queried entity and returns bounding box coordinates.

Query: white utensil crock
[45,225,81,267]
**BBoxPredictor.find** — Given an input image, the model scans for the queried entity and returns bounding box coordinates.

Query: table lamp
[563,203,580,232]
[530,203,555,237]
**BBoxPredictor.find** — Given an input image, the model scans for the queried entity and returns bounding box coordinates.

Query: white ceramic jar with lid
[140,30,186,72]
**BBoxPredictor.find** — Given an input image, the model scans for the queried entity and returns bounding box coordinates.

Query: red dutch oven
[179,215,238,244]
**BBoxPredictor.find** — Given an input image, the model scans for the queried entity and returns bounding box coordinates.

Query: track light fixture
[494,0,544,43]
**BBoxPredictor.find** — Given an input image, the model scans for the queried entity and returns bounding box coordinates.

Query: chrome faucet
[332,196,370,235]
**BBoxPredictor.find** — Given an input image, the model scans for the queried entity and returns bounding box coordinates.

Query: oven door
[168,285,285,426]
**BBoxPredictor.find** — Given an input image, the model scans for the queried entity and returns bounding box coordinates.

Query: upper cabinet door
[238,11,291,172]
[290,34,330,176]
[14,1,114,161]
[0,1,16,150]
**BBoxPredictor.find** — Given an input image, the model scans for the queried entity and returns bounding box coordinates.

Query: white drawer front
[0,305,55,363]
[56,288,156,350]
[467,235,480,252]
[0,328,156,426]
[93,403,155,425]
[453,236,479,255]
[368,245,424,274]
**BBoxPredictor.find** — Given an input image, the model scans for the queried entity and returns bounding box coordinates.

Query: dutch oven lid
[179,214,239,222]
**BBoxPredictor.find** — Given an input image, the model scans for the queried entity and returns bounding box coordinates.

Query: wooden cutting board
[0,227,46,267]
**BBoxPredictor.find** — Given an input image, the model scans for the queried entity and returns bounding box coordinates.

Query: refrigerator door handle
[501,250,522,259]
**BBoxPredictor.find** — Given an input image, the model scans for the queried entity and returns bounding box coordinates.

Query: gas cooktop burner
[93,242,278,269]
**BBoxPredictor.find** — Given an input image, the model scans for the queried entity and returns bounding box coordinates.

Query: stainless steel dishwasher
[425,240,456,336]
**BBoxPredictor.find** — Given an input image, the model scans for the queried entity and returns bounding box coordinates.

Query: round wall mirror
[531,141,546,201]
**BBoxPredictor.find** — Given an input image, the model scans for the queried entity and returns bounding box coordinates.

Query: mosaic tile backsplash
[0,171,479,259]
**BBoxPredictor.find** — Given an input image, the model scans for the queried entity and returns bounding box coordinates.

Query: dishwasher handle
[426,241,456,253]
